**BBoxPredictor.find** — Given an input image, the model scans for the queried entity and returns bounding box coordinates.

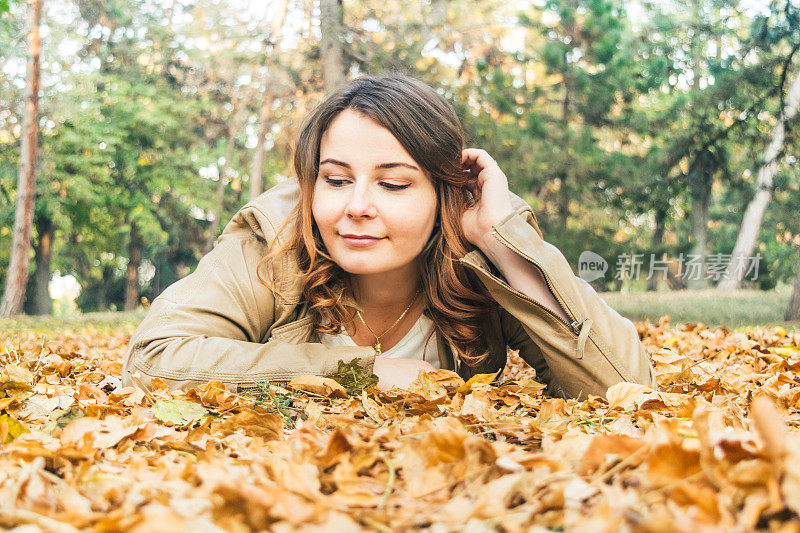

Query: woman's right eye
[323,176,348,187]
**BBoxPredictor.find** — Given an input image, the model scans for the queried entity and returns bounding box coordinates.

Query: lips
[339,233,384,247]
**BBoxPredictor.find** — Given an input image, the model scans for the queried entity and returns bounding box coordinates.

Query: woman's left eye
[381,182,410,191]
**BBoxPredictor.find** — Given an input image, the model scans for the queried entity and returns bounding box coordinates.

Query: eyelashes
[322,176,410,191]
[381,182,410,191]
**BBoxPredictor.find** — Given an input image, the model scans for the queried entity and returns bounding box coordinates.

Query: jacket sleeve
[461,206,656,400]
[121,232,375,393]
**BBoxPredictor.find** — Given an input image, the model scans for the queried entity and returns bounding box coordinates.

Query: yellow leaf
[0,414,29,443]
[663,336,681,348]
[774,347,800,357]
[456,370,501,395]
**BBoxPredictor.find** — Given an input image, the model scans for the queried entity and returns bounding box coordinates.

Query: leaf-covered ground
[2,318,800,532]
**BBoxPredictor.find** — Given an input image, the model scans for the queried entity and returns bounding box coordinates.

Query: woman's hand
[372,357,436,391]
[460,148,515,246]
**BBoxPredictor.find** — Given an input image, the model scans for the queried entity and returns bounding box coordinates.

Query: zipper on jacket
[489,227,578,328]
[486,227,600,358]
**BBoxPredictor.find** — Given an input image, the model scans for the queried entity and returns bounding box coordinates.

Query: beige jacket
[122,177,655,399]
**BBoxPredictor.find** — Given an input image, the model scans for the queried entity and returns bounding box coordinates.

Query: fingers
[460,149,488,206]
[461,148,497,170]
[462,148,499,183]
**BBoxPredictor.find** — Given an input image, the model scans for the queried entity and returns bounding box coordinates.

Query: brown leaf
[5,364,34,384]
[579,434,647,475]
[216,409,283,440]
[60,415,138,450]
[185,380,246,410]
[407,370,448,401]
[288,375,348,398]
[425,369,466,390]
[605,382,651,410]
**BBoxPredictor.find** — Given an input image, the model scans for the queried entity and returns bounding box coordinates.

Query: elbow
[121,337,167,389]
[121,336,206,393]
[121,338,147,389]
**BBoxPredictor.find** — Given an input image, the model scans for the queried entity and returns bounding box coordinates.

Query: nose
[344,181,377,218]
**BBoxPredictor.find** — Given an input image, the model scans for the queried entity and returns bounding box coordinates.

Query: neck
[349,262,422,311]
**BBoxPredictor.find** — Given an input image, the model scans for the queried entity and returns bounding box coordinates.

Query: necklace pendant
[374,341,381,356]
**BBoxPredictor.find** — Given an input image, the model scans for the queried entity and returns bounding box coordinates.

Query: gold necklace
[355,288,422,356]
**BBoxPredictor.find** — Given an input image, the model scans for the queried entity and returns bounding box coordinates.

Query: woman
[122,74,654,399]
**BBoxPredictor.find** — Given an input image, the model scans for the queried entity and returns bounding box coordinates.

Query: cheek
[311,191,335,232]
[389,193,438,238]
[417,189,439,231]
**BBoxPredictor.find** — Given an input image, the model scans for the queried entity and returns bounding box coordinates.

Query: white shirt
[318,312,441,369]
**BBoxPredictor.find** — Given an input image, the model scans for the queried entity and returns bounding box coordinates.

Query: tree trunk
[786,249,800,321]
[647,207,667,292]
[249,0,289,201]
[125,222,142,311]
[249,87,276,200]
[29,214,53,314]
[319,0,345,93]
[719,68,800,290]
[687,160,712,290]
[557,172,569,231]
[96,265,113,312]
[0,0,43,317]
[557,81,571,231]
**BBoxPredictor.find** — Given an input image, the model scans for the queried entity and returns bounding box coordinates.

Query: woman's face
[311,108,438,278]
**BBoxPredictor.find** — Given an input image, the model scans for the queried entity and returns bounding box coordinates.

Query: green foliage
[251,382,307,429]
[328,358,380,396]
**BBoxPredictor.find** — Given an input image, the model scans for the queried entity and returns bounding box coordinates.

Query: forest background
[2,0,800,321]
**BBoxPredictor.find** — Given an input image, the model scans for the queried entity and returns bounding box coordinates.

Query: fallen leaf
[151,399,211,426]
[288,375,348,398]
[457,370,501,395]
[0,413,29,443]
[216,409,283,440]
[605,382,651,410]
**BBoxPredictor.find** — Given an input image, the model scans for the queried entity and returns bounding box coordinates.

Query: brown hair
[258,73,495,367]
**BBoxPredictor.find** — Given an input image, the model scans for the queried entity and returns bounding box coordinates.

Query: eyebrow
[319,158,420,171]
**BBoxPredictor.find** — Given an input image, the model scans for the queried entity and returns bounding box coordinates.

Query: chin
[336,262,389,275]
[330,253,393,275]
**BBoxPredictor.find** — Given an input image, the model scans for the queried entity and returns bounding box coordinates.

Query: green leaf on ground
[42,406,85,434]
[152,399,210,426]
[328,358,379,396]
